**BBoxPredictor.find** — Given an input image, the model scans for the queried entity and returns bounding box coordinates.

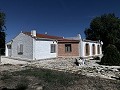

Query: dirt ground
[0,56,120,90]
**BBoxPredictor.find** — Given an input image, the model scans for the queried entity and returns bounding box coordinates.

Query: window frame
[65,44,72,52]
[7,45,11,49]
[17,44,23,55]
[50,44,56,53]
[85,43,90,56]
[92,44,96,55]
[97,45,100,54]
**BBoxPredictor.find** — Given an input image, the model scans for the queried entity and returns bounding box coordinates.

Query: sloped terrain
[0,57,120,90]
[0,67,120,90]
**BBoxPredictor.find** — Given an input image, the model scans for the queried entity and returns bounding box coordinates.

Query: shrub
[101,44,120,66]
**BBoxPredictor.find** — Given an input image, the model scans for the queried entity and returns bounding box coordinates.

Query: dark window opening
[92,44,95,55]
[7,45,11,49]
[51,44,56,53]
[85,43,90,56]
[18,44,23,55]
[97,45,100,54]
[65,44,72,52]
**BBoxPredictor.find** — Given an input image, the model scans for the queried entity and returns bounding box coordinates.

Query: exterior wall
[58,42,79,57]
[5,44,9,57]
[10,33,33,60]
[5,45,8,57]
[80,40,102,58]
[34,39,57,59]
[5,45,8,56]
[5,32,103,60]
[5,41,12,57]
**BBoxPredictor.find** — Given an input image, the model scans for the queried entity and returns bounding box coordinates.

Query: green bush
[101,44,120,66]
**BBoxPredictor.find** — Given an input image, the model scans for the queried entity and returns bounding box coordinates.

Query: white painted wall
[34,39,57,60]
[6,32,103,60]
[80,40,102,58]
[6,32,57,60]
[10,33,33,60]
[5,41,12,57]
[5,45,8,57]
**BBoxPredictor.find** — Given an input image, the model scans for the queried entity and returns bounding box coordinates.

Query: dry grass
[0,67,120,90]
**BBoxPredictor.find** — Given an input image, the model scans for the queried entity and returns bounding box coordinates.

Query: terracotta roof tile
[23,32,63,39]
[23,32,79,43]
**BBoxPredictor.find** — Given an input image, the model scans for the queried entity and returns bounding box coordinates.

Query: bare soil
[0,57,120,90]
[0,66,120,90]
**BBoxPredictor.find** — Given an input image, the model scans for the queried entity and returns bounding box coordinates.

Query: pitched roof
[23,32,79,43]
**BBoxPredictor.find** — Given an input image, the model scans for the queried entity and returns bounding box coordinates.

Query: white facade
[5,31,103,60]
[65,34,103,59]
[5,32,57,60]
[34,39,57,60]
[5,41,12,57]
[6,33,33,60]
[80,40,102,58]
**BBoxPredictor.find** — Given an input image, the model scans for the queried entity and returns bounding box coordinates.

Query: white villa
[5,30,103,60]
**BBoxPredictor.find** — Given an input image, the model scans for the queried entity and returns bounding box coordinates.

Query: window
[18,44,23,55]
[51,44,56,53]
[85,43,90,56]
[97,45,100,54]
[65,44,72,52]
[7,45,11,49]
[92,44,96,55]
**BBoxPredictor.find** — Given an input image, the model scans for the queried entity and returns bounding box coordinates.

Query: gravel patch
[29,58,120,80]
[1,56,30,65]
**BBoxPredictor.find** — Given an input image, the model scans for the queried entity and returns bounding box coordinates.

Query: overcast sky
[0,0,120,42]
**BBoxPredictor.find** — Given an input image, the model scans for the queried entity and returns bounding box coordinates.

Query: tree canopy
[84,13,120,50]
[101,44,120,66]
[85,13,120,66]
[0,12,6,55]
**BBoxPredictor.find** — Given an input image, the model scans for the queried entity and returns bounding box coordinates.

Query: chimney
[77,34,81,40]
[45,32,47,34]
[31,30,36,37]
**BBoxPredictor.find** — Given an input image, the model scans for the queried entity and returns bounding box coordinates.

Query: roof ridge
[23,31,63,39]
[23,31,79,42]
